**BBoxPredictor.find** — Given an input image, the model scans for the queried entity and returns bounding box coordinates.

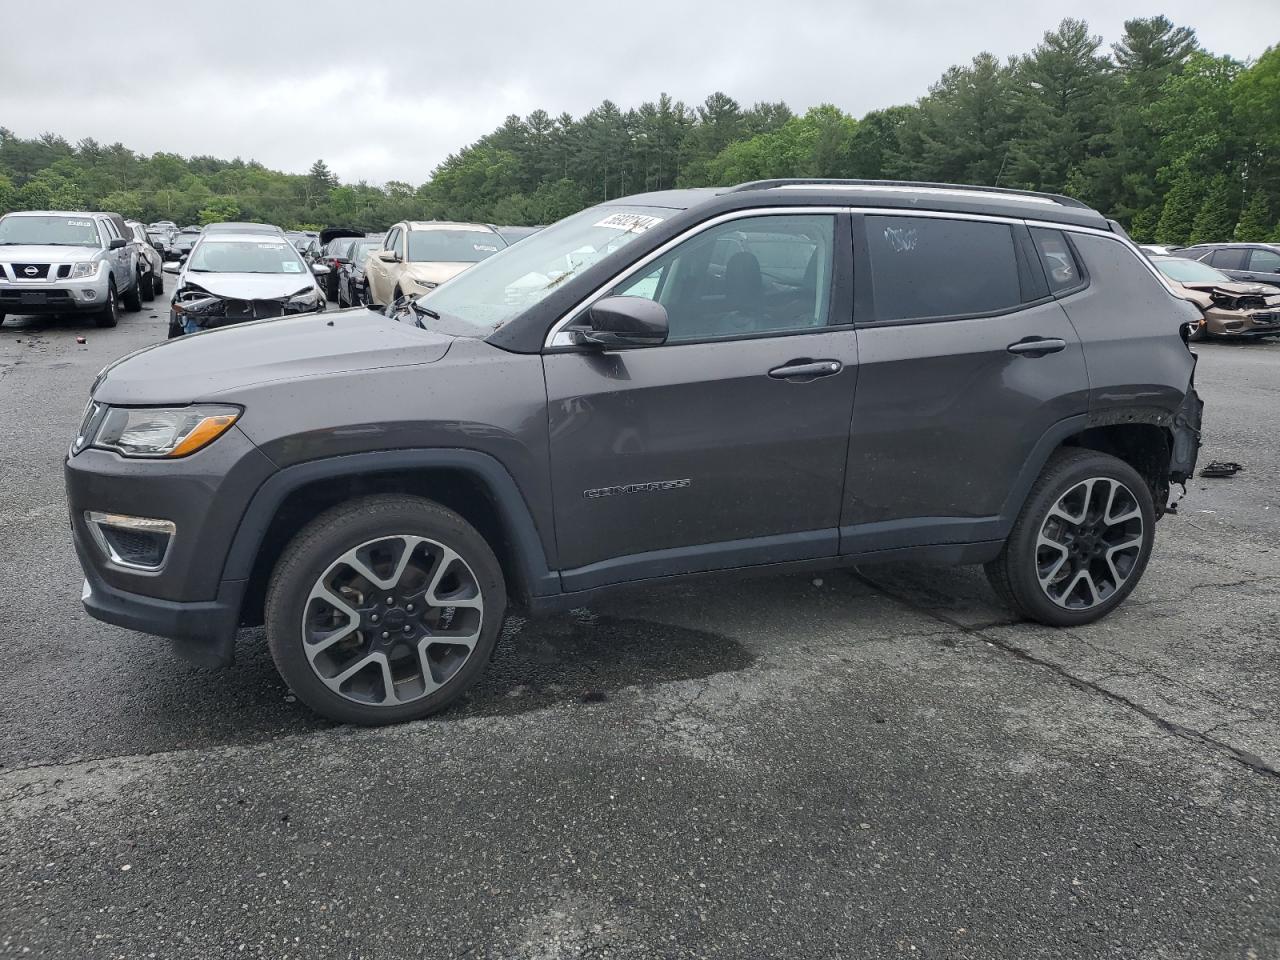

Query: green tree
[97,189,145,220]
[1234,190,1272,241]
[1155,169,1203,245]
[197,195,240,225]
[1187,174,1238,244]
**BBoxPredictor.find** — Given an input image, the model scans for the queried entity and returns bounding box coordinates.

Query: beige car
[363,221,507,307]
[1151,255,1280,341]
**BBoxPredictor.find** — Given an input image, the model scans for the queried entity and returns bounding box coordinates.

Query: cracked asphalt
[1,304,1279,959]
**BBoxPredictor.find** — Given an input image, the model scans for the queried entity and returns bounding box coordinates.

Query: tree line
[1,17,1276,244]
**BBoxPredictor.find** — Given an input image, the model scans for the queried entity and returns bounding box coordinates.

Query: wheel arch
[1000,412,1179,536]
[224,450,560,628]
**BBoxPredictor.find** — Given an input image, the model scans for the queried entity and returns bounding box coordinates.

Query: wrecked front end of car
[1181,283,1280,340]
[171,284,325,336]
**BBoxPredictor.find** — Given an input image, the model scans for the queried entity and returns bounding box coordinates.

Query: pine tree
[1155,170,1203,245]
[1188,174,1239,244]
[1234,191,1272,242]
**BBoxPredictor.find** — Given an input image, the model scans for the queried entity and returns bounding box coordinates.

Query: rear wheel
[140,270,155,302]
[153,271,163,295]
[985,449,1155,626]
[94,282,119,328]
[265,495,506,725]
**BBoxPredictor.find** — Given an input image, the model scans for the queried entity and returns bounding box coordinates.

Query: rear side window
[866,215,1021,321]
[1207,248,1247,270]
[1030,228,1085,293]
[1249,248,1280,273]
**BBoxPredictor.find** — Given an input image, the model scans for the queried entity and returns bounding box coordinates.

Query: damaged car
[1151,255,1280,341]
[69,179,1203,725]
[163,231,328,337]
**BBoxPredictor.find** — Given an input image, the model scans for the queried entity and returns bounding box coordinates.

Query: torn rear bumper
[1170,385,1203,484]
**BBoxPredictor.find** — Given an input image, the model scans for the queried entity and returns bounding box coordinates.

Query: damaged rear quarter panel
[1060,234,1199,418]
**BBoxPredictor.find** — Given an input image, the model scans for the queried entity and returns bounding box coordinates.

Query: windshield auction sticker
[592,213,664,233]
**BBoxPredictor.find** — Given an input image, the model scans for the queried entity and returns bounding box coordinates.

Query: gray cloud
[1,0,1273,184]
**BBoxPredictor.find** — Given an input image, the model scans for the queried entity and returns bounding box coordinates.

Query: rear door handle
[768,359,843,380]
[1007,337,1067,357]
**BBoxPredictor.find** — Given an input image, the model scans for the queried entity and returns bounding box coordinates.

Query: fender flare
[220,448,561,601]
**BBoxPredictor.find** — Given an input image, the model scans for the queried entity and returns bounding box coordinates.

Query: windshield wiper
[409,301,440,329]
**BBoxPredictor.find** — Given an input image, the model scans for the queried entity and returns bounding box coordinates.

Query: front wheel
[140,270,155,302]
[94,282,119,328]
[265,495,507,725]
[985,449,1155,627]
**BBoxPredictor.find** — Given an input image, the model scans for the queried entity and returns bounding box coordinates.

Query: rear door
[543,210,859,590]
[841,213,1089,553]
[1240,247,1280,285]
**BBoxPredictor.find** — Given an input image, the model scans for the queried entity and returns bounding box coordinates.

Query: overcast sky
[1,0,1273,186]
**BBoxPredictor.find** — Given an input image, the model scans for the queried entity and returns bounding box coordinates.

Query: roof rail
[724,179,1092,210]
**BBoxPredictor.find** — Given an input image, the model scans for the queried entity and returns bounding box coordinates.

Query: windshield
[1155,257,1231,283]
[187,239,308,275]
[407,230,505,263]
[420,206,672,332]
[0,215,101,247]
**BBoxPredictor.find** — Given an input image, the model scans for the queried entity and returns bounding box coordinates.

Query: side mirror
[377,250,400,263]
[162,261,181,274]
[311,263,331,276]
[575,296,669,348]
[108,238,127,250]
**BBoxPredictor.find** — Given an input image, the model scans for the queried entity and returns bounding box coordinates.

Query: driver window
[611,214,835,344]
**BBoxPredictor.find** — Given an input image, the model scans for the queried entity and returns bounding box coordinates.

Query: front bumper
[65,425,277,663]
[1203,308,1280,338]
[0,271,111,313]
[77,548,244,667]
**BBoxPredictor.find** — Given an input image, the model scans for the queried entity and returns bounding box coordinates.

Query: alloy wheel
[302,535,485,707]
[1035,477,1144,610]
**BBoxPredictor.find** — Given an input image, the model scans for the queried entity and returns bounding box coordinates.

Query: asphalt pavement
[1,301,1278,959]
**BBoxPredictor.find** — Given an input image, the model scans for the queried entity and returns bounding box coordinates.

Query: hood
[92,307,455,405]
[181,271,318,300]
[0,243,103,262]
[1178,279,1279,297]
[402,261,474,287]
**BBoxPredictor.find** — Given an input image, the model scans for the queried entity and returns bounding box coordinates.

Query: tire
[122,274,143,312]
[985,449,1155,627]
[265,495,507,725]
[94,282,119,328]
[140,270,155,302]
[153,271,163,295]
[337,278,348,308]
[0,313,5,327]
[1188,322,1207,343]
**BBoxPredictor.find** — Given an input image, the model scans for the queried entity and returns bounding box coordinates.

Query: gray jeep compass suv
[66,180,1204,724]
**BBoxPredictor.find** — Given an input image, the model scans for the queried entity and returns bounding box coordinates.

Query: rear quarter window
[866,215,1021,321]
[1030,227,1086,294]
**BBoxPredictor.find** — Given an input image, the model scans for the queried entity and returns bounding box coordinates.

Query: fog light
[82,289,98,301]
[85,511,175,570]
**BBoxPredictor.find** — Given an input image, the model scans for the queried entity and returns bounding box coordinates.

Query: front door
[543,212,859,591]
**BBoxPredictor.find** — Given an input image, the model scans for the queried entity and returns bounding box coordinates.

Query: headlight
[69,262,97,279]
[286,288,321,310]
[173,295,223,316]
[414,278,439,289]
[89,404,242,458]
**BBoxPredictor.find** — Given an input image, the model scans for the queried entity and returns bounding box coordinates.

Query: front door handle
[768,359,843,380]
[1007,337,1067,357]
